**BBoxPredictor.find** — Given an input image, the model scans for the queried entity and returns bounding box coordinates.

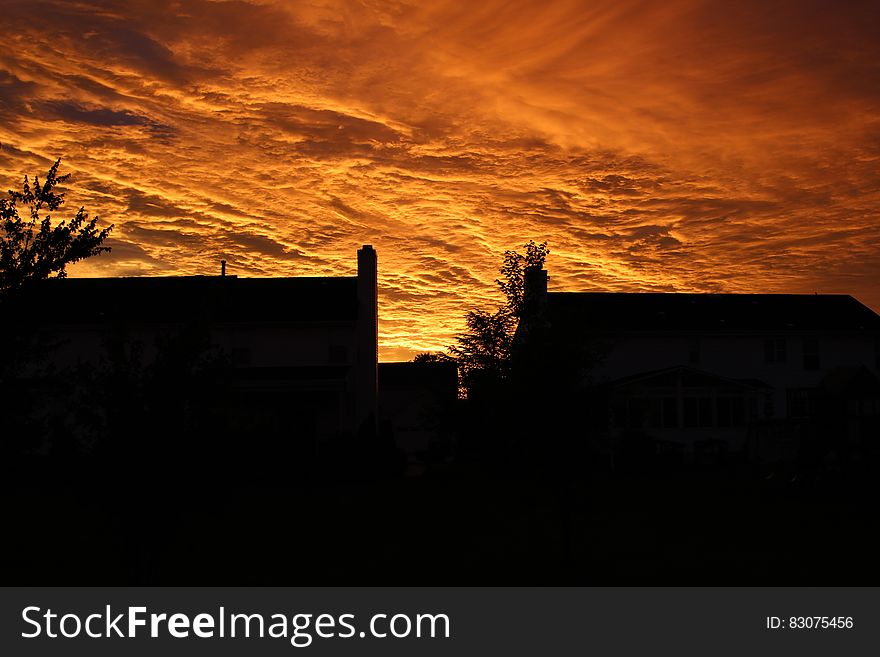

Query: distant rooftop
[1,276,359,324]
[546,292,880,332]
[379,361,458,388]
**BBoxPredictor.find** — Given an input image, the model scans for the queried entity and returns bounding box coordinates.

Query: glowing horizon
[2,0,879,360]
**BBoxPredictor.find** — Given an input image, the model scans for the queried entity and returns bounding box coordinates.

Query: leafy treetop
[496,240,549,319]
[1,158,113,294]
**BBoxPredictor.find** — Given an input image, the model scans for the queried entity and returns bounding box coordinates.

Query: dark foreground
[5,458,879,585]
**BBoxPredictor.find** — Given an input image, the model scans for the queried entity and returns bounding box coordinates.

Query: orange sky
[1,0,879,360]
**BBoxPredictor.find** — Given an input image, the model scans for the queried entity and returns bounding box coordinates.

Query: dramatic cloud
[1,0,878,359]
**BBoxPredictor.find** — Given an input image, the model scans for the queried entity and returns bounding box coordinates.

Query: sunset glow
[2,0,878,360]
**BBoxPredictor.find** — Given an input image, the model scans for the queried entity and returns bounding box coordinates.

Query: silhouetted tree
[0,158,113,458]
[89,322,233,467]
[497,240,549,318]
[449,308,515,398]
[447,240,548,399]
[1,158,112,294]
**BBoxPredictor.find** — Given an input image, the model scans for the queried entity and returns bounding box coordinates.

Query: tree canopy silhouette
[497,240,549,318]
[448,240,548,398]
[1,158,113,294]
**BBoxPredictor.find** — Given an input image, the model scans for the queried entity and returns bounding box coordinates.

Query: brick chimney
[355,245,378,432]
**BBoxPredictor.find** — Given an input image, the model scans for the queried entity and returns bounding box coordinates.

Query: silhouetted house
[3,245,379,463]
[379,361,458,468]
[516,267,880,465]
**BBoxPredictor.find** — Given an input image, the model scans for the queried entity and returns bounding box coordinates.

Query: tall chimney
[523,265,548,316]
[355,245,378,433]
[220,259,227,277]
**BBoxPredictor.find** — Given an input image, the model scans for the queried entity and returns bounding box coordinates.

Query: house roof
[0,276,360,324]
[546,292,880,332]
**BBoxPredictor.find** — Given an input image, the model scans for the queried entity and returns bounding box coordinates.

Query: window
[612,400,628,428]
[662,397,678,428]
[650,397,678,428]
[748,397,759,420]
[764,338,786,363]
[803,339,820,370]
[684,397,713,428]
[717,397,746,427]
[648,399,662,428]
[615,399,649,429]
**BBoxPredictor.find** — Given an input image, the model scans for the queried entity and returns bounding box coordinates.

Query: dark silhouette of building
[3,245,379,461]
[517,266,880,466]
[379,360,459,470]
